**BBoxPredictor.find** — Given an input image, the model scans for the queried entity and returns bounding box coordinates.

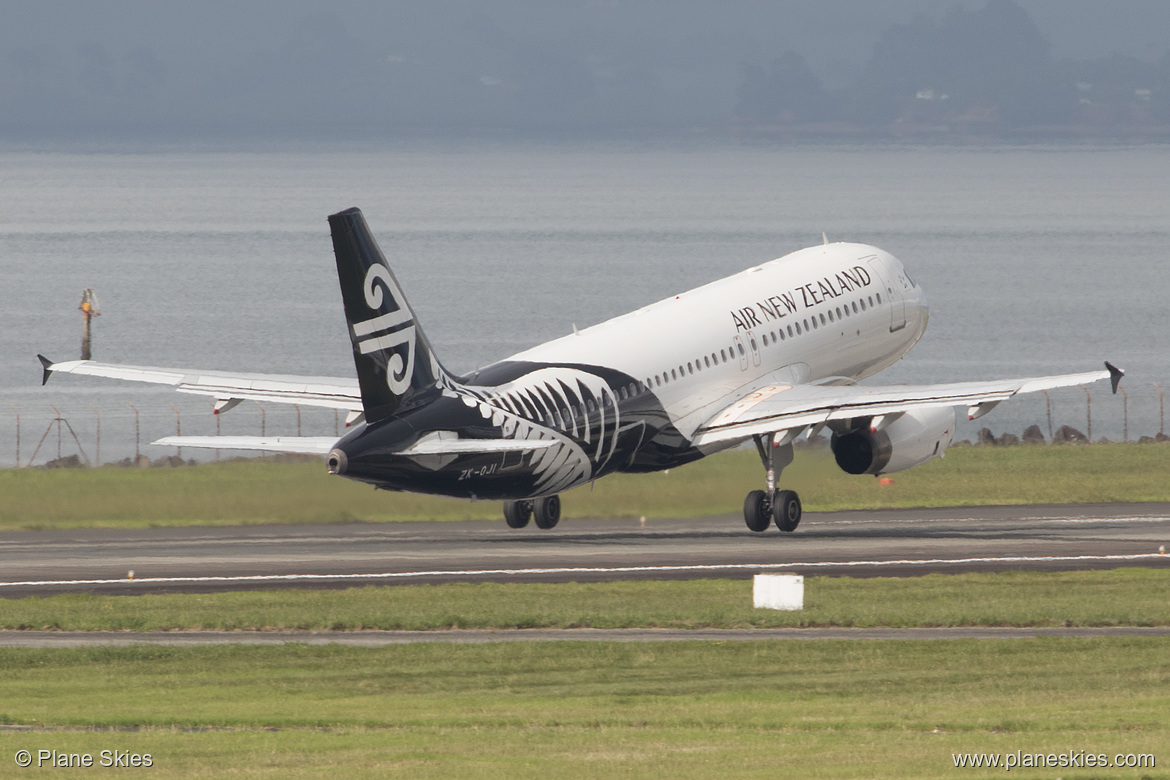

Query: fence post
[171,404,182,459]
[294,404,302,437]
[255,401,267,459]
[1119,386,1127,443]
[129,402,140,460]
[1156,384,1164,437]
[1080,385,1091,442]
[10,406,19,468]
[1041,390,1052,440]
[90,404,101,466]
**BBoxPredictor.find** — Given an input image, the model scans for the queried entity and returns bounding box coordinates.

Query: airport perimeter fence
[2,383,1167,469]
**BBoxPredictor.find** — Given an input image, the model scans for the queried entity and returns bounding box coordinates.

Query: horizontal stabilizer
[152,436,339,454]
[400,435,558,456]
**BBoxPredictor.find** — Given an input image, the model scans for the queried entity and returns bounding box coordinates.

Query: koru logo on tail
[351,265,415,395]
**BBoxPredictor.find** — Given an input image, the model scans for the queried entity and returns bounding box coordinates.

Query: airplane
[40,207,1123,533]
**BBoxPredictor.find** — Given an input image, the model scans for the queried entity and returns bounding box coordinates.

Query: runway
[2,503,1168,597]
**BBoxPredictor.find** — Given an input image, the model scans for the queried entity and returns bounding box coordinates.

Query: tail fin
[329,207,449,423]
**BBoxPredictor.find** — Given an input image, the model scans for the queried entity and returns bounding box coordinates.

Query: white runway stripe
[1,552,1164,589]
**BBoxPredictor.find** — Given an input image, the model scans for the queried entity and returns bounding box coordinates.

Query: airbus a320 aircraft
[40,208,1123,533]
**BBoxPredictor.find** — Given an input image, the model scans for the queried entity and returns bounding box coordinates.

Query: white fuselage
[510,243,929,441]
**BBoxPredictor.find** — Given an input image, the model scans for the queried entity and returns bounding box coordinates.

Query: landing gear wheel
[772,489,802,532]
[503,500,532,529]
[533,495,561,529]
[743,489,771,533]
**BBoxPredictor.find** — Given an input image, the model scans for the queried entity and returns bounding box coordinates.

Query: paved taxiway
[2,503,1167,597]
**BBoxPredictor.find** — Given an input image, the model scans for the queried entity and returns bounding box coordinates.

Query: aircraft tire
[533,495,561,530]
[743,490,771,532]
[504,500,532,529]
[772,489,802,532]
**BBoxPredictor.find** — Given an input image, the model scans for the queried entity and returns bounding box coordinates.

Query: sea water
[1,145,1168,466]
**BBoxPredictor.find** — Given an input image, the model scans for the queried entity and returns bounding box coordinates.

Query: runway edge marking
[2,552,1165,589]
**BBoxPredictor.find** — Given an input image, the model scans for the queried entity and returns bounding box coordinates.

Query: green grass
[3,569,1168,631]
[2,442,1169,531]
[0,639,1166,778]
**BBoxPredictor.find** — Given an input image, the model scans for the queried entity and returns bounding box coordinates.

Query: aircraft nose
[326,448,348,475]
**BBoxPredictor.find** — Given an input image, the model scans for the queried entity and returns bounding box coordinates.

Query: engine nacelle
[831,406,955,476]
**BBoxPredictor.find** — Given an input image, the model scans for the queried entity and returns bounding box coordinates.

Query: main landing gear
[743,434,802,533]
[503,496,561,530]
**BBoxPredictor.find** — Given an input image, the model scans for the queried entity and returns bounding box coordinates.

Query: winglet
[1105,361,1124,394]
[37,354,54,386]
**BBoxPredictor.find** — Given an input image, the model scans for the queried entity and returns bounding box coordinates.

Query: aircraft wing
[39,356,361,412]
[692,362,1123,449]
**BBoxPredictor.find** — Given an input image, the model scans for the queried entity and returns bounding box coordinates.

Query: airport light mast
[79,288,100,360]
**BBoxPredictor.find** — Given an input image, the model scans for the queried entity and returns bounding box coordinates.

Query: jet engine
[830,406,955,476]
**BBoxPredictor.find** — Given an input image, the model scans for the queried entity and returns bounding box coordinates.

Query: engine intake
[831,406,955,476]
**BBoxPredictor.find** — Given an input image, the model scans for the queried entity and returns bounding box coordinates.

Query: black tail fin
[329,207,449,423]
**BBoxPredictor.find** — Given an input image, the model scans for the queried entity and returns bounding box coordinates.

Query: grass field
[3,569,1169,632]
[4,445,1168,777]
[1,639,1166,778]
[2,442,1169,531]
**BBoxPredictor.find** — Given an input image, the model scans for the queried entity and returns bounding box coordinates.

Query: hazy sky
[3,1,1168,141]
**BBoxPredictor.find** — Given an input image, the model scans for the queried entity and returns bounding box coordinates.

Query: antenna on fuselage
[822,232,829,246]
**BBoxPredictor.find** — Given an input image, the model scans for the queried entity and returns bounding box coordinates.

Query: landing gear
[742,434,803,533]
[504,496,560,530]
[533,495,561,529]
[743,490,772,532]
[772,489,802,532]
[504,500,532,529]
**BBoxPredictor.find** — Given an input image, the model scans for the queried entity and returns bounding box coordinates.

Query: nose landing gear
[743,433,802,533]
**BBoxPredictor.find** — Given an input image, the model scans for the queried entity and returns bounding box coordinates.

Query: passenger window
[860,299,866,311]
[749,337,757,350]
[687,363,693,375]
[736,343,745,356]
[804,318,811,331]
[762,334,769,347]
[836,306,843,319]
[876,293,882,304]
[827,311,834,323]
[787,325,793,338]
[654,375,661,387]
[704,355,711,368]
[720,348,727,362]
[820,313,827,325]
[852,301,858,314]
[795,322,802,335]
[868,296,874,307]
[671,368,677,380]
